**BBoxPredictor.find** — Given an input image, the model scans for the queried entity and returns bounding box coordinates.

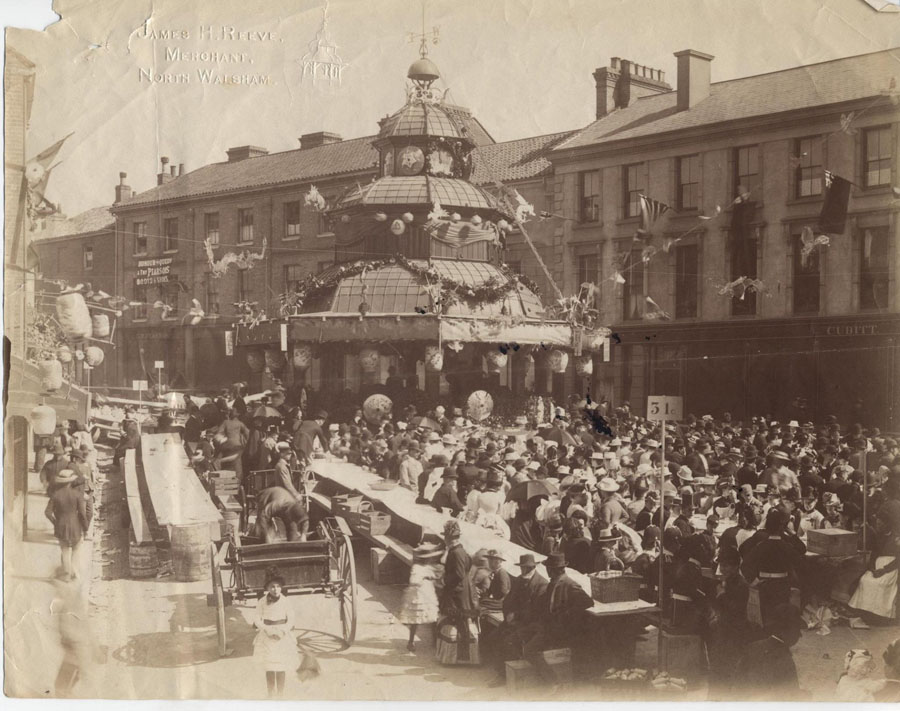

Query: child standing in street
[397,543,444,652]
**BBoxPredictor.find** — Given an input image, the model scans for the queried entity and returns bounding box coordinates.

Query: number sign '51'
[647,395,683,422]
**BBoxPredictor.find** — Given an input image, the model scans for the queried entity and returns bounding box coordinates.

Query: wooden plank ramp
[140,433,222,536]
[123,449,151,544]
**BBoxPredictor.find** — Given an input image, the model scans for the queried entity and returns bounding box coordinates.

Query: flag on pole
[639,194,670,235]
[24,133,73,222]
[818,170,851,234]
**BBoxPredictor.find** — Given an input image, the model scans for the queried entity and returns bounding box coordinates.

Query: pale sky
[7,0,900,216]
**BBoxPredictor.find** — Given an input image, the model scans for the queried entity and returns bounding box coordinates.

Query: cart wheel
[210,542,229,657]
[336,531,358,647]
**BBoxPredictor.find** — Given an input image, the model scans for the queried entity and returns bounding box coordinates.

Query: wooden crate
[807,528,858,557]
[542,648,573,685]
[369,547,409,585]
[506,660,539,693]
[357,502,391,536]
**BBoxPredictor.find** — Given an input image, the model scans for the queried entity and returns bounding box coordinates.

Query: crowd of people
[94,384,900,698]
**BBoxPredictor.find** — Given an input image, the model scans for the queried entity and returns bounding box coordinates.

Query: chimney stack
[299,131,343,150]
[158,156,175,185]
[674,49,714,111]
[593,57,670,119]
[226,145,269,162]
[114,171,131,204]
[178,163,185,176]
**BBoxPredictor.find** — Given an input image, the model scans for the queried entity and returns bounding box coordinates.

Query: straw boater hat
[676,465,694,482]
[442,434,457,446]
[412,543,444,562]
[54,469,78,484]
[771,449,792,462]
[594,527,622,543]
[597,477,619,493]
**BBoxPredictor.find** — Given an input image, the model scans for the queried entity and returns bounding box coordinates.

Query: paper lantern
[424,345,443,372]
[30,404,57,436]
[265,349,286,372]
[450,212,461,223]
[374,212,388,222]
[547,349,569,373]
[497,219,510,231]
[390,219,405,235]
[39,360,63,391]
[292,344,313,370]
[246,349,265,373]
[575,354,594,377]
[340,214,351,223]
[402,212,414,223]
[471,214,483,226]
[485,350,508,372]
[55,292,92,340]
[85,346,105,367]
[92,313,110,339]
[359,347,380,373]
[363,393,393,424]
[57,345,73,363]
[467,390,494,422]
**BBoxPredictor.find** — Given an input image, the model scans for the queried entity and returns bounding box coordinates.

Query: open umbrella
[410,415,441,431]
[253,405,282,420]
[506,479,559,503]
[541,427,578,447]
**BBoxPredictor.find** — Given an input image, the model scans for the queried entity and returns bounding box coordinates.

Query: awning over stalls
[236,313,608,350]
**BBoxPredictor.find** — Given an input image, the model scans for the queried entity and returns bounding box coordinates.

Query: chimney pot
[170,165,177,176]
[178,163,185,176]
[115,172,132,203]
[674,49,714,111]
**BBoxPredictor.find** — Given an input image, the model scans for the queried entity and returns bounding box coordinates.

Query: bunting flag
[800,225,830,267]
[638,194,670,235]
[730,198,756,276]
[521,214,566,247]
[818,170,851,234]
[24,133,73,223]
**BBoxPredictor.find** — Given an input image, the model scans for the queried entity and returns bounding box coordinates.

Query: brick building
[540,48,900,429]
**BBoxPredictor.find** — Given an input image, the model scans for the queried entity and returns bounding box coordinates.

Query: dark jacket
[503,570,549,623]
[562,535,592,574]
[45,483,88,545]
[740,532,806,582]
[431,482,464,513]
[440,543,476,617]
[540,573,594,635]
[480,568,512,613]
[732,635,801,700]
[296,420,327,459]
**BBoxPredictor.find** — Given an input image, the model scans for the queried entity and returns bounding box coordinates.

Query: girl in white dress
[253,568,297,697]
[462,470,511,539]
[397,543,444,652]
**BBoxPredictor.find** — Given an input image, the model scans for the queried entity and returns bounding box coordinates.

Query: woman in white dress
[253,568,298,698]
[462,469,510,539]
[850,492,899,622]
[397,543,444,652]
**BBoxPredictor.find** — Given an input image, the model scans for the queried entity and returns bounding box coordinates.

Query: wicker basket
[590,572,642,603]
[357,501,391,536]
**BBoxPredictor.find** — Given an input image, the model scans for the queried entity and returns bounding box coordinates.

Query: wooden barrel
[129,542,159,578]
[220,510,240,538]
[170,523,211,582]
[98,529,129,580]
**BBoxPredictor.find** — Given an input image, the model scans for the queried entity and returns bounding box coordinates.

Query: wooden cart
[207,515,358,656]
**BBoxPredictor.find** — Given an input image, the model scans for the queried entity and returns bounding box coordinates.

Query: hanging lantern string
[438,83,567,304]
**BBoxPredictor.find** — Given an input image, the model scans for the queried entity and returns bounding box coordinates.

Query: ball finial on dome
[408,57,440,87]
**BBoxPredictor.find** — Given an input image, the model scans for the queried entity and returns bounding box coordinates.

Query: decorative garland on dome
[278,253,540,316]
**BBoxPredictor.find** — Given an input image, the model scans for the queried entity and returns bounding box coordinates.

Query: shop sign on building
[135,257,175,286]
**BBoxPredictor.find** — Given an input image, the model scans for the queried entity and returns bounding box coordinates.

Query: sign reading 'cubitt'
[135,257,175,286]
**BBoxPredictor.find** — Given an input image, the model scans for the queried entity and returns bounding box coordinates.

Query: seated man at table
[431,468,465,515]
[254,486,309,543]
[521,552,594,685]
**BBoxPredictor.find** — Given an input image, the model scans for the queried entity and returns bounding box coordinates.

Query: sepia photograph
[3,0,900,702]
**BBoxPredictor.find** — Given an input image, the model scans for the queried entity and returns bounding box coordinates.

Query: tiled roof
[309,260,544,317]
[116,136,380,208]
[378,103,468,141]
[558,49,900,152]
[32,206,114,240]
[471,130,577,185]
[336,176,501,210]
